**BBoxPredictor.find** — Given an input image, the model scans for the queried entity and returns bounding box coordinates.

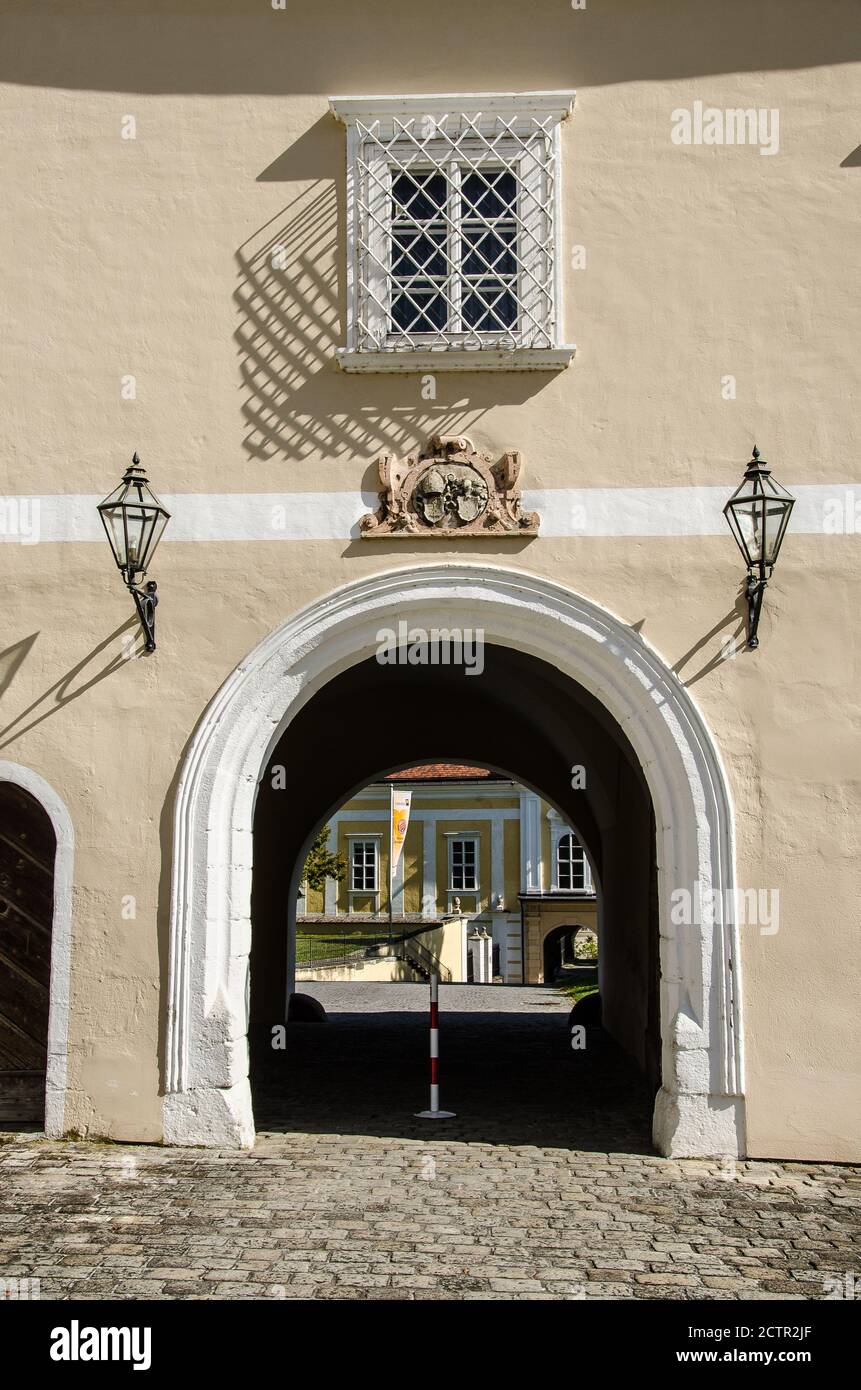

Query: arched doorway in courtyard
[163,565,744,1157]
[542,923,598,986]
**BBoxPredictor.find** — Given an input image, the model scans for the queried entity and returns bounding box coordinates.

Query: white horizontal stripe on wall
[0,485,857,543]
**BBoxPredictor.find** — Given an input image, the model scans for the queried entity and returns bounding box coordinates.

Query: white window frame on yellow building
[329,91,576,372]
[553,822,592,889]
[552,825,594,894]
[445,830,480,912]
[346,832,381,912]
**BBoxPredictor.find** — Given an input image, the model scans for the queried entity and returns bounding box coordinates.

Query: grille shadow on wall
[234,117,556,468]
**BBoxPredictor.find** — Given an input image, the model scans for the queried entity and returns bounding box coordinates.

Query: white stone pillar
[422,818,436,917]
[519,791,542,894]
[491,813,505,907]
[468,926,493,983]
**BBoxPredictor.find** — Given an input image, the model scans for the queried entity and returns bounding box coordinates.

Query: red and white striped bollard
[416,973,455,1119]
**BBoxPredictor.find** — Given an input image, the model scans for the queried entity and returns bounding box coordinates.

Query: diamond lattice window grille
[330,93,576,370]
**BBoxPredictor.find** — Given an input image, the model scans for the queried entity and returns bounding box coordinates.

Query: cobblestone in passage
[1,986,858,1301]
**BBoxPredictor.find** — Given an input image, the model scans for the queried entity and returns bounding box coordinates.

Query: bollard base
[415,1110,456,1119]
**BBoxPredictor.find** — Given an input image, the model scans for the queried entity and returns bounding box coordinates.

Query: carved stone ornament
[359,435,540,539]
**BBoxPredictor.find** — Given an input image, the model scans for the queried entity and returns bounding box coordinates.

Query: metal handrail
[296,922,452,980]
[400,934,452,984]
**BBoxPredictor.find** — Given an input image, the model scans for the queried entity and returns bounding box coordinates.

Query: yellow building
[297,764,599,985]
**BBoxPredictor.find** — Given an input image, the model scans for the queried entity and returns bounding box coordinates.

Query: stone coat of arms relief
[359,435,540,538]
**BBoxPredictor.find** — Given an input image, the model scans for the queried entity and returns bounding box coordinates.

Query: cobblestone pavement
[1,985,859,1301]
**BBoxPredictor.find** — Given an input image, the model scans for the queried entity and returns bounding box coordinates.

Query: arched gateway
[164,565,745,1157]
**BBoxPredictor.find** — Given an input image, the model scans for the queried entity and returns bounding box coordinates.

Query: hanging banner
[390,787,412,875]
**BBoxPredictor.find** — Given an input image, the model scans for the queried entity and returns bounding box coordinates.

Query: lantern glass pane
[736,503,762,564]
[725,492,760,566]
[123,505,149,571]
[139,508,169,571]
[762,498,787,566]
[99,506,128,567]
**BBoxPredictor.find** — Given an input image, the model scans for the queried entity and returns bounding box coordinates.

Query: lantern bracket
[127,579,159,653]
[744,569,767,650]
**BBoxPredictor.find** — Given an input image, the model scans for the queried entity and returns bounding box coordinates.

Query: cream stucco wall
[0,0,859,1157]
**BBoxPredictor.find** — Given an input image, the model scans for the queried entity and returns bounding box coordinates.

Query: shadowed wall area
[1,0,859,94]
[249,647,661,1089]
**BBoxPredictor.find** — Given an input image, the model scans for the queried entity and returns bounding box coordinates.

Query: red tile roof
[386,764,502,782]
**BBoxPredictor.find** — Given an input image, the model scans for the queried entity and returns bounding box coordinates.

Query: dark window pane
[392,228,447,278]
[462,283,517,331]
[391,289,448,332]
[461,169,516,219]
[462,228,516,277]
[392,171,447,221]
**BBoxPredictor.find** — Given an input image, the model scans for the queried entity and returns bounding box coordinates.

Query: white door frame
[163,563,745,1156]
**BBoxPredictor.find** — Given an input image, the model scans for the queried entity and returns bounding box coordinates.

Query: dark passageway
[252,983,654,1152]
[251,646,662,1101]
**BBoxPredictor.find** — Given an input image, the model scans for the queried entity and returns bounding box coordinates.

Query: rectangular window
[450,837,478,892]
[390,166,518,337]
[460,167,518,332]
[350,839,378,892]
[331,94,576,370]
[390,169,449,334]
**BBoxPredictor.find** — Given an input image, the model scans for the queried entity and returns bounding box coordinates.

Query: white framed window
[555,830,593,893]
[449,835,479,892]
[329,92,576,371]
[349,837,379,892]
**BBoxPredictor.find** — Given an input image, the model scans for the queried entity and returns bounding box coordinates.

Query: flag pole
[388,781,394,935]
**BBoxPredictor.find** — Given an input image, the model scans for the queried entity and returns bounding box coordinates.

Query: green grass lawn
[295,930,391,964]
[295,935,357,963]
[558,980,600,1003]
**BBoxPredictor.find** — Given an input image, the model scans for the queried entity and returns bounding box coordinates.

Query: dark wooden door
[0,783,55,1122]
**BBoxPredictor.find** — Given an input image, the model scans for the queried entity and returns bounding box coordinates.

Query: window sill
[336,345,576,373]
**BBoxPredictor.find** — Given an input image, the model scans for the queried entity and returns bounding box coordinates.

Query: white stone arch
[163,564,745,1157]
[0,760,74,1137]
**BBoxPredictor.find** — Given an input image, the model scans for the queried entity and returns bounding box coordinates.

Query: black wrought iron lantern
[97,453,171,651]
[723,446,795,649]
